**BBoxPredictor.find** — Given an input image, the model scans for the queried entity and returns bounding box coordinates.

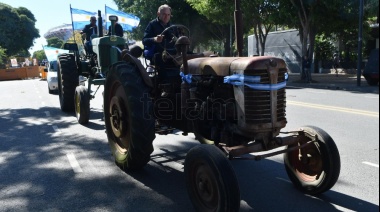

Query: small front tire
[74,86,90,125]
[185,145,240,212]
[284,126,341,195]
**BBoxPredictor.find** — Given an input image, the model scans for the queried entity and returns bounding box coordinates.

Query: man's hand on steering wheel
[154,35,165,43]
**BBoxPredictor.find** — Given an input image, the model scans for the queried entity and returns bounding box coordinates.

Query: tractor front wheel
[185,145,240,212]
[284,126,341,195]
[74,85,90,125]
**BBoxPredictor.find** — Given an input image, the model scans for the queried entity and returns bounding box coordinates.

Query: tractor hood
[187,56,287,76]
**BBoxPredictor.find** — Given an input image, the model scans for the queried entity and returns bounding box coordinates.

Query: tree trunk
[259,24,272,56]
[224,25,231,56]
[253,24,260,56]
[291,0,311,79]
[309,26,317,73]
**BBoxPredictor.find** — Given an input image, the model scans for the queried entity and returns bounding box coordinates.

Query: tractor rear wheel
[104,62,155,170]
[58,53,78,112]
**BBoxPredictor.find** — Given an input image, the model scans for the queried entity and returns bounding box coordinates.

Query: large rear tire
[185,145,240,212]
[74,86,90,125]
[104,62,155,170]
[58,53,79,112]
[364,75,379,86]
[284,126,341,195]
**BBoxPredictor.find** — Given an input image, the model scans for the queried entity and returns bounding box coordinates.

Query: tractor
[57,6,341,212]
[57,12,137,124]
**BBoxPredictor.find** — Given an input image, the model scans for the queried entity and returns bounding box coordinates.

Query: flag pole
[105,4,107,33]
[70,4,76,43]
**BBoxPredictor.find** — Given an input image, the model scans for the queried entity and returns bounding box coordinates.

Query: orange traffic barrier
[0,66,41,81]
[25,66,40,78]
[39,66,47,80]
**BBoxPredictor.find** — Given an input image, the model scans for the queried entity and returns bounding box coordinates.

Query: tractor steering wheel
[159,24,191,63]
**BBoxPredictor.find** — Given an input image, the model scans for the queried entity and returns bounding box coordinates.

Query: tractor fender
[121,52,153,88]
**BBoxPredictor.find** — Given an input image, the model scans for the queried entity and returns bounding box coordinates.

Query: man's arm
[142,22,157,47]
[81,25,89,34]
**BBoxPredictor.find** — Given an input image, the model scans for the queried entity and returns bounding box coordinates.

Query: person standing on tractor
[107,16,124,37]
[80,16,98,54]
[142,4,177,65]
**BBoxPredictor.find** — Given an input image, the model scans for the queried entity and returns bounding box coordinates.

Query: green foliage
[365,0,379,19]
[186,0,234,25]
[15,6,37,22]
[47,37,64,48]
[32,50,46,62]
[0,46,7,69]
[13,49,31,58]
[112,0,377,59]
[0,3,40,56]
[113,0,221,50]
[314,35,335,61]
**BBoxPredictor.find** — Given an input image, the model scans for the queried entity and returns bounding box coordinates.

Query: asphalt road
[0,78,378,212]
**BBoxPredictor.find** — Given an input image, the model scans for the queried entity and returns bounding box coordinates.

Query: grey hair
[158,4,171,13]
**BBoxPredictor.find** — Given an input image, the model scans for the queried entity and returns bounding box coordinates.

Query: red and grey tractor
[57,8,341,212]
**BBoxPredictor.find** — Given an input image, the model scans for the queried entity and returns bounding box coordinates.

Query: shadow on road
[0,107,378,211]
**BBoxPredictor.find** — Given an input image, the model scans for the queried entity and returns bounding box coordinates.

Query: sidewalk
[287,73,379,94]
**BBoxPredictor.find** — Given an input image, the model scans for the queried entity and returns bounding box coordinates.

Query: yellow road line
[287,101,379,118]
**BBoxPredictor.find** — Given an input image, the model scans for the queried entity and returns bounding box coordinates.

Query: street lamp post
[357,0,364,86]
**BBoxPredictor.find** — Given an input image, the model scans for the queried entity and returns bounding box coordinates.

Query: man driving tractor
[143,4,177,66]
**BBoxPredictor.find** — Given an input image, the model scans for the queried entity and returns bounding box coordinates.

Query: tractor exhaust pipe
[234,0,244,57]
[98,10,103,37]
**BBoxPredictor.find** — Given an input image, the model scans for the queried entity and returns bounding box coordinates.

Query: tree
[243,0,280,56]
[32,50,46,62]
[0,3,40,56]
[187,0,280,56]
[47,37,64,49]
[186,0,237,56]
[113,0,220,53]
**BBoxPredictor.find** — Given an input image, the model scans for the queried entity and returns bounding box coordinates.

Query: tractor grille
[244,68,287,125]
[98,45,111,67]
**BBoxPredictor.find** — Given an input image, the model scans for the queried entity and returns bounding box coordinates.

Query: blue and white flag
[71,8,97,30]
[105,6,140,32]
[43,46,69,62]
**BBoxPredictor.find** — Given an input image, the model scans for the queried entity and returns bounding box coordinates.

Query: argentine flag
[105,6,140,32]
[43,46,69,62]
[71,8,97,30]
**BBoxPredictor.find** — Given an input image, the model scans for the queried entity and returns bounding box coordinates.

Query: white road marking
[41,102,46,106]
[44,111,50,117]
[307,90,326,94]
[331,203,356,212]
[66,153,83,173]
[363,161,379,168]
[364,95,379,99]
[52,126,61,133]
[307,195,355,212]
[38,95,42,99]
[276,177,291,183]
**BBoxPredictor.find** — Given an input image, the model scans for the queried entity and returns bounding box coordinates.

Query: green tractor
[57,13,140,124]
[58,7,341,212]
